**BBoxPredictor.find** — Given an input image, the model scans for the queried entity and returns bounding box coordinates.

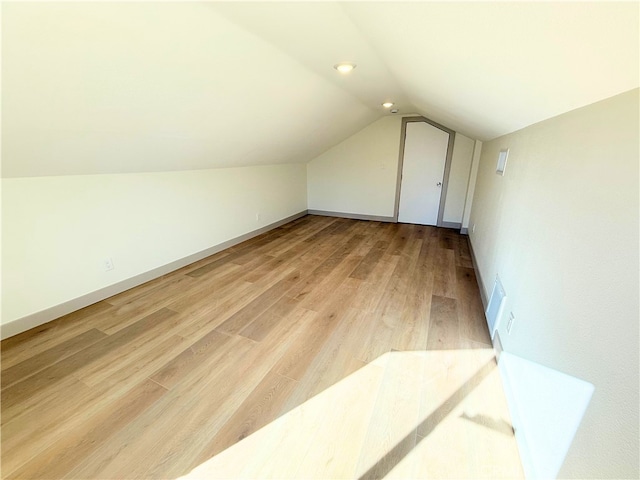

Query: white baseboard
[1,210,308,340]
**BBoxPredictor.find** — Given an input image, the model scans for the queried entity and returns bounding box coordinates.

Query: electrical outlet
[104,257,114,271]
[507,312,515,334]
[255,212,261,221]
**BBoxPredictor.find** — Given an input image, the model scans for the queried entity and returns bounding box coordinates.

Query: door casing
[393,116,456,226]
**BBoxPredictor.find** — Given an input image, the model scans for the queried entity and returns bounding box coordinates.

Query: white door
[398,121,449,225]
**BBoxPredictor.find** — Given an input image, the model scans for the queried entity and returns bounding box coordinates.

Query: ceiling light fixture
[382,102,394,108]
[334,62,356,74]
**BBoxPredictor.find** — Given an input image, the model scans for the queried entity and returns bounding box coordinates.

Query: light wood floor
[1,215,523,479]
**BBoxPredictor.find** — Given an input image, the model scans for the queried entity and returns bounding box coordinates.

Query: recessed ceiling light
[382,102,394,108]
[334,63,356,74]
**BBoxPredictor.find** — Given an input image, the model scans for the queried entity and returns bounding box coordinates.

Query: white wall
[468,88,639,478]
[307,116,475,223]
[307,116,401,218]
[2,2,317,337]
[2,2,377,178]
[443,133,474,224]
[461,140,482,231]
[1,164,307,328]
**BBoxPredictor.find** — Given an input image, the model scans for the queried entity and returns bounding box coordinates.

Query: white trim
[461,140,483,230]
[1,210,308,340]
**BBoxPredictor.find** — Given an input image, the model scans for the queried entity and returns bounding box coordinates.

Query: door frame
[393,116,456,226]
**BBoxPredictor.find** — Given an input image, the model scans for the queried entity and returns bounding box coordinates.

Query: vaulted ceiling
[2,2,638,177]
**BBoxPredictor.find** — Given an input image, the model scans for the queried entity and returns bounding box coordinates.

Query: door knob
[437,182,442,187]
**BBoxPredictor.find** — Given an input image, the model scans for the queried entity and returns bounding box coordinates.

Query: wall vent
[496,148,509,175]
[486,275,506,338]
[493,330,504,362]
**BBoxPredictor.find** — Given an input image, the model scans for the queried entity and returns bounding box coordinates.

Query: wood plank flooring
[1,215,523,479]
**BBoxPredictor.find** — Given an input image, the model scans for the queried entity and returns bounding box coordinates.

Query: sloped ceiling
[2,2,638,177]
[342,2,639,140]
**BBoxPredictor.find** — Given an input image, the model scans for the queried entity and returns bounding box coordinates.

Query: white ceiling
[342,2,639,140]
[210,2,414,115]
[2,2,638,177]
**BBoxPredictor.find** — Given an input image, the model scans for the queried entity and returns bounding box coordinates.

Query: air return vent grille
[486,275,506,338]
